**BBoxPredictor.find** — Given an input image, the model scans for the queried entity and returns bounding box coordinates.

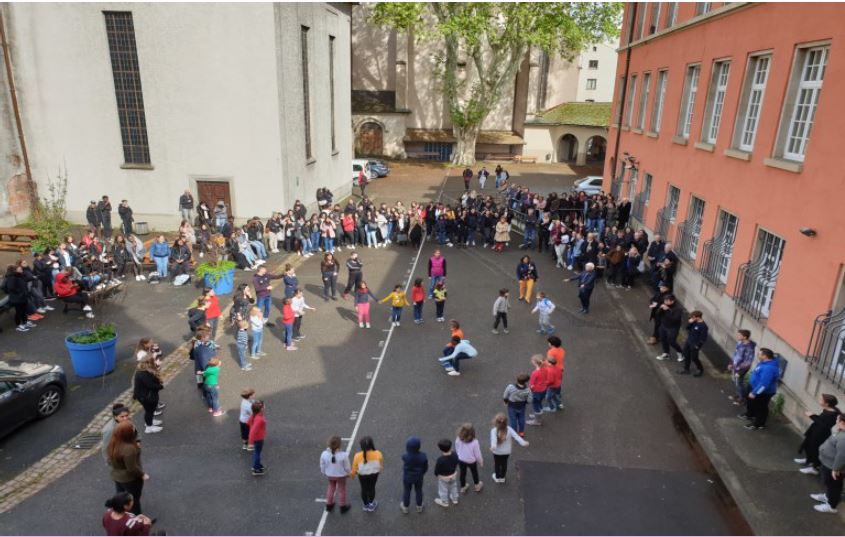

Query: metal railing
[733,258,781,321]
[631,192,646,223]
[610,178,623,199]
[675,218,700,262]
[806,307,845,390]
[699,236,730,287]
[654,207,670,239]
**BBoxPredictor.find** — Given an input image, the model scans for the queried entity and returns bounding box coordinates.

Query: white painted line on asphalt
[314,169,450,537]
[357,392,368,395]
[371,356,380,360]
[314,498,326,503]
[366,371,374,379]
[341,437,351,441]
[382,329,390,332]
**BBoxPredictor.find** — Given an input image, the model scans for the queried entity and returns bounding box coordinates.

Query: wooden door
[196,181,232,217]
[356,122,384,156]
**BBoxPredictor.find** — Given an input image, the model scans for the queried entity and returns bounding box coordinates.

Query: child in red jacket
[281,298,297,351]
[527,355,549,426]
[411,278,425,324]
[544,357,563,412]
[248,400,266,476]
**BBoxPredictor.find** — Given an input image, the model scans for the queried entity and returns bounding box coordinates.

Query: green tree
[370,2,622,165]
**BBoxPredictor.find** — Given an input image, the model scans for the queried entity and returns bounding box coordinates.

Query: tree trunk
[451,124,480,166]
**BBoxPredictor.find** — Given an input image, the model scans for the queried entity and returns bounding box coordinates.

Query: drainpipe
[0,6,37,215]
[611,2,637,195]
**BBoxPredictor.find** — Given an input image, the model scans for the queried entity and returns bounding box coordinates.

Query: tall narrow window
[735,55,771,152]
[643,173,653,205]
[665,2,678,28]
[586,79,597,90]
[648,3,661,34]
[614,76,625,124]
[624,75,638,128]
[635,4,646,40]
[667,185,680,222]
[702,60,731,144]
[329,36,336,152]
[537,51,550,111]
[637,72,651,130]
[680,196,706,260]
[678,65,701,139]
[782,46,829,162]
[714,210,738,284]
[104,12,150,165]
[696,2,712,15]
[651,70,668,133]
[301,26,312,160]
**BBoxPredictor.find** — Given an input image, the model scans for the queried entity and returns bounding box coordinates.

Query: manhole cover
[72,433,102,450]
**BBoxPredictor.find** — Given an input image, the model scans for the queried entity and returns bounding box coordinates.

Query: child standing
[320,436,351,514]
[291,288,316,341]
[350,436,383,512]
[502,373,531,436]
[203,358,224,417]
[546,336,566,410]
[527,355,549,426]
[354,281,378,328]
[433,280,447,322]
[531,292,556,335]
[247,400,266,476]
[492,288,510,334]
[489,413,528,483]
[236,320,252,371]
[455,423,484,493]
[239,388,255,450]
[544,357,563,412]
[248,306,265,359]
[380,284,410,327]
[400,436,429,514]
[433,439,460,508]
[411,278,425,324]
[281,297,297,351]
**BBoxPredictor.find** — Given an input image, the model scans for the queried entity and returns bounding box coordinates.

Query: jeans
[322,272,337,299]
[437,477,459,503]
[301,237,313,254]
[522,227,536,247]
[493,454,509,480]
[237,342,247,368]
[732,370,749,402]
[366,230,378,247]
[441,347,471,372]
[256,295,272,320]
[507,404,526,434]
[283,323,294,347]
[153,256,168,277]
[181,208,193,223]
[597,218,606,237]
[252,439,264,471]
[458,461,479,487]
[531,390,545,414]
[208,317,219,340]
[310,232,321,252]
[436,229,447,244]
[242,247,257,266]
[324,237,334,252]
[386,222,394,241]
[659,327,683,355]
[413,302,423,321]
[215,215,226,231]
[545,386,561,409]
[538,313,554,334]
[428,275,444,298]
[250,241,267,259]
[391,306,402,322]
[358,473,379,506]
[402,478,424,507]
[326,476,348,507]
[204,384,220,411]
[251,329,263,356]
[82,274,102,289]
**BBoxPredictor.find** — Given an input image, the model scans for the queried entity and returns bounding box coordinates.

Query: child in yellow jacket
[381,284,410,326]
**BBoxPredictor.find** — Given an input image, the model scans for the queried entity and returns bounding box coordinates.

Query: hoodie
[748,358,779,396]
[401,437,428,483]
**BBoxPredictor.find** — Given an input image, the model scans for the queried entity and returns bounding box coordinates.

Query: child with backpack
[380,284,410,327]
[411,278,425,324]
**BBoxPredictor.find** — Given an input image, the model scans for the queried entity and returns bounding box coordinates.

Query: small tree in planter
[65,323,118,378]
[195,260,238,295]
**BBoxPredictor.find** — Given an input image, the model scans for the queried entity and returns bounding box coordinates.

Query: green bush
[68,324,117,344]
[26,169,71,253]
[195,260,237,284]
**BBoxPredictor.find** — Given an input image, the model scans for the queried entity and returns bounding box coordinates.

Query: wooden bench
[0,240,30,253]
[513,155,537,164]
[406,151,441,159]
[0,227,36,252]
[61,279,125,313]
[484,153,516,162]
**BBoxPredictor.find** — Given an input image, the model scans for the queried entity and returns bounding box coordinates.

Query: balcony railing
[654,207,670,239]
[675,219,698,262]
[806,307,845,390]
[632,192,647,223]
[699,238,728,287]
[610,177,623,199]
[733,258,781,321]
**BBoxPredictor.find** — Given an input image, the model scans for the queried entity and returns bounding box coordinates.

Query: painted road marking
[366,371,373,380]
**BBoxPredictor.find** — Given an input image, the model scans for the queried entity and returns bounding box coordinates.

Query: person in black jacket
[133,356,164,434]
[2,264,34,332]
[400,436,428,513]
[187,298,208,334]
[170,238,192,281]
[98,196,113,242]
[86,201,101,233]
[647,282,672,344]
[179,190,195,224]
[617,198,632,228]
[118,200,134,236]
[656,295,683,361]
[678,310,709,376]
[796,394,841,475]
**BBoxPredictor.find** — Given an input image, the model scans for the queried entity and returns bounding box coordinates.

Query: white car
[352,160,377,185]
[572,176,605,196]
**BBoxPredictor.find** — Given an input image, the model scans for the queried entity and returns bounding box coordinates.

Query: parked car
[366,159,390,178]
[572,176,605,196]
[352,159,378,185]
[0,360,67,439]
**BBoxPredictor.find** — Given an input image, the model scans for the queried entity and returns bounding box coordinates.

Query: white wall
[575,40,619,102]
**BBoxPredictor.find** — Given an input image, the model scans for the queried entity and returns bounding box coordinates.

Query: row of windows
[618,42,830,164]
[628,2,713,43]
[103,13,338,166]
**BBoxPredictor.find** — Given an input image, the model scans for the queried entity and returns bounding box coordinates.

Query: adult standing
[462,167,472,191]
[727,329,756,406]
[811,414,845,513]
[741,348,779,431]
[86,201,102,234]
[677,310,708,377]
[427,249,447,298]
[617,198,632,228]
[358,169,368,197]
[478,167,488,190]
[132,357,164,434]
[516,256,538,304]
[98,196,114,241]
[565,262,596,314]
[107,421,148,515]
[342,251,363,298]
[179,190,195,224]
[118,200,134,236]
[796,394,840,475]
[197,201,212,228]
[253,266,282,325]
[647,282,672,345]
[320,252,339,301]
[2,264,34,332]
[655,294,683,361]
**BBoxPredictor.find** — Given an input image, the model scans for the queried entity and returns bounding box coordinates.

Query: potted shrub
[196,260,237,295]
[65,324,118,378]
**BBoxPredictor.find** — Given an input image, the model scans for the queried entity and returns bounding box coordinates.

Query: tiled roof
[403,129,525,145]
[528,101,612,127]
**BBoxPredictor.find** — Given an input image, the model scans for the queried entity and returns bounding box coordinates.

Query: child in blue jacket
[400,436,429,514]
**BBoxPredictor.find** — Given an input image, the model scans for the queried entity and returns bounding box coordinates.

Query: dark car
[367,159,390,178]
[0,360,67,439]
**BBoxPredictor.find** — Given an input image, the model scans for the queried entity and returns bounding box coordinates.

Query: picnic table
[0,227,36,252]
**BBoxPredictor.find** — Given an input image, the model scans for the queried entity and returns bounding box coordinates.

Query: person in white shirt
[489,413,528,483]
[291,288,316,341]
[320,435,352,513]
[531,291,556,335]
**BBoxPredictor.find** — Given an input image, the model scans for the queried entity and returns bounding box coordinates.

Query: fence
[631,192,647,223]
[806,307,845,390]
[654,207,670,239]
[732,258,780,321]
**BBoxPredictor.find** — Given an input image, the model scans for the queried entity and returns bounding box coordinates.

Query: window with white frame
[735,54,771,152]
[781,45,829,162]
[637,72,651,130]
[685,196,706,259]
[586,78,597,90]
[624,74,638,127]
[628,168,638,200]
[643,173,653,205]
[714,210,738,284]
[751,229,786,318]
[665,2,678,28]
[636,5,646,40]
[651,70,668,133]
[667,185,680,222]
[702,60,731,144]
[649,2,661,34]
[678,65,701,138]
[696,2,711,16]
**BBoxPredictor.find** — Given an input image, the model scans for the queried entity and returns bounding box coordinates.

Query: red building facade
[604,2,845,424]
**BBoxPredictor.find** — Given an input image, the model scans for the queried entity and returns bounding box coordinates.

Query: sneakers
[460,484,469,494]
[25,320,37,328]
[16,324,29,332]
[359,322,364,328]
[152,419,163,426]
[139,275,146,281]
[83,305,92,312]
[36,307,47,314]
[434,498,450,508]
[86,312,95,319]
[492,473,505,484]
[153,409,163,416]
[44,305,55,311]
[800,466,820,475]
[647,336,658,345]
[144,425,163,434]
[251,468,266,476]
[399,502,409,514]
[135,275,141,281]
[447,370,461,376]
[416,505,424,513]
[811,493,829,503]
[474,482,484,492]
[737,414,752,420]
[676,354,685,362]
[656,353,668,361]
[365,322,371,328]
[492,329,499,334]
[286,346,298,351]
[794,457,808,464]
[212,410,225,417]
[340,505,351,514]
[744,424,764,430]
[250,354,261,360]
[241,364,254,371]
[814,503,838,513]
[503,329,509,334]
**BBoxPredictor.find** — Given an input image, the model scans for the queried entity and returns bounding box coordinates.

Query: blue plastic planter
[204,268,235,295]
[65,332,118,378]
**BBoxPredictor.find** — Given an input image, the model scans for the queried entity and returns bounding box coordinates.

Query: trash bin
[135,222,149,235]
